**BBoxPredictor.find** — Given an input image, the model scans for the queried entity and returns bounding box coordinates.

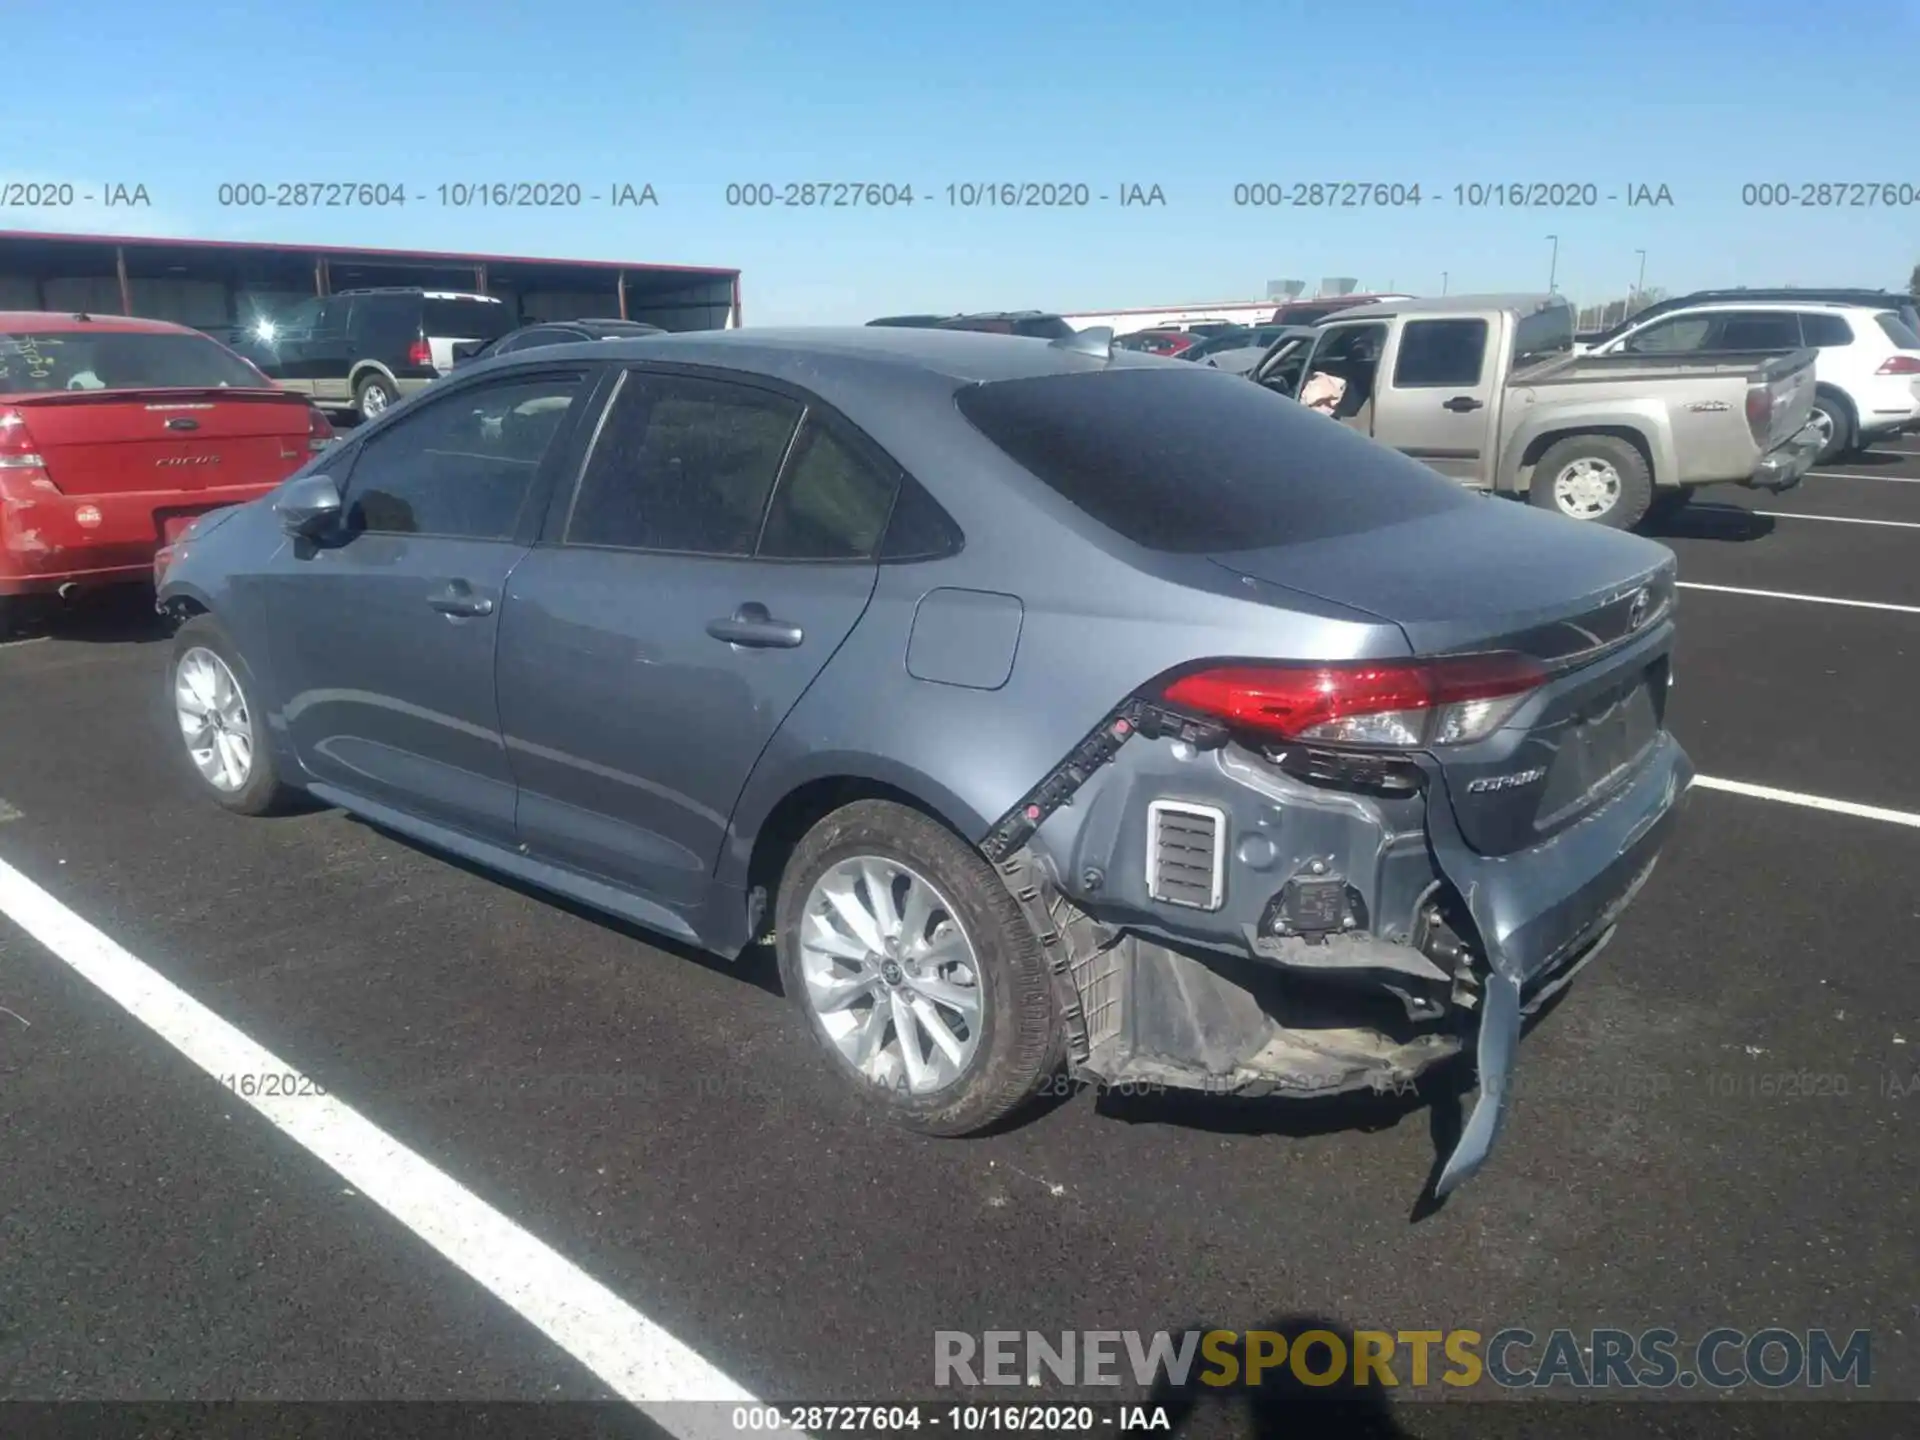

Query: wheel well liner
[1518,426,1655,491]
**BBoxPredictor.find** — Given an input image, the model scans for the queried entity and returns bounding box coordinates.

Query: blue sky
[8,0,1917,322]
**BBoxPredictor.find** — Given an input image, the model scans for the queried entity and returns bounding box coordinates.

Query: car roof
[496,324,1163,385]
[1316,293,1557,320]
[0,310,197,334]
[1651,298,1872,313]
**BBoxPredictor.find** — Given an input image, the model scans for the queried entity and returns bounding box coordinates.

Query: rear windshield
[423,298,514,340]
[1512,305,1575,370]
[955,368,1476,553]
[1876,312,1920,349]
[0,330,266,393]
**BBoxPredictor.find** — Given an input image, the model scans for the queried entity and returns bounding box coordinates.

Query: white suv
[1593,300,1920,463]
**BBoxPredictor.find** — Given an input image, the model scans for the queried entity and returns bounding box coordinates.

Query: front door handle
[428,581,495,618]
[1442,395,1485,413]
[707,602,804,649]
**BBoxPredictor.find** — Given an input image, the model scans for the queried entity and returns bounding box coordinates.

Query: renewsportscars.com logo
[934,1327,1872,1392]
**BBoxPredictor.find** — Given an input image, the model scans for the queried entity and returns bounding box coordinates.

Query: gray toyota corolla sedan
[155,325,1692,1196]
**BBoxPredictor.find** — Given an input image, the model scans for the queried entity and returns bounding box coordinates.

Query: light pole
[1442,271,1449,295]
[1634,249,1647,295]
[1546,235,1560,293]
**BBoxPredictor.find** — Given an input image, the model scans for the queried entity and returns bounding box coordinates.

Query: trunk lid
[1210,502,1678,855]
[8,389,313,496]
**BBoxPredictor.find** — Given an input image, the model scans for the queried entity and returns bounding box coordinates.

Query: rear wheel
[354,372,398,422]
[1808,391,1855,465]
[1528,434,1653,529]
[168,614,297,816]
[775,800,1062,1136]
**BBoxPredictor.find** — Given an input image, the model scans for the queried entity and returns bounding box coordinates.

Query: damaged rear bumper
[1003,700,1693,1196]
[1424,730,1692,1195]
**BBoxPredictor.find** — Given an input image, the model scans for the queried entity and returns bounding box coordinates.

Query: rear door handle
[707,603,804,649]
[1442,395,1485,413]
[428,581,495,618]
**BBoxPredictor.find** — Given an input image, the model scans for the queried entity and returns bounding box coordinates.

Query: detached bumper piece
[1071,936,1465,1104]
[1741,419,1822,494]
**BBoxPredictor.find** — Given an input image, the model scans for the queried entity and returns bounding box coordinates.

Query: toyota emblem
[1627,587,1651,631]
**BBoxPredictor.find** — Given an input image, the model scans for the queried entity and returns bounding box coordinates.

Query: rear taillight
[307,405,335,451]
[0,407,52,485]
[1876,355,1920,375]
[1161,653,1546,749]
[1744,383,1773,445]
[407,338,433,367]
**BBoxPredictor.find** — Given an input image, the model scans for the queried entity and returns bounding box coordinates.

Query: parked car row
[1572,288,1920,464]
[1236,293,1830,529]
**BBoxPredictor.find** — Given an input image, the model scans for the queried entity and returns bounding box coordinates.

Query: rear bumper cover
[1,474,281,594]
[1741,420,1822,493]
[1424,730,1693,1195]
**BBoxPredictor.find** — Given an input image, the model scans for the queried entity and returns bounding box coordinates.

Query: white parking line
[0,635,49,650]
[1809,471,1920,484]
[0,856,771,1437]
[1753,511,1920,530]
[1676,582,1920,614]
[1693,776,1920,831]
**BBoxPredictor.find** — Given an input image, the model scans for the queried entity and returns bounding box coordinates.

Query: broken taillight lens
[308,405,335,451]
[1161,653,1546,748]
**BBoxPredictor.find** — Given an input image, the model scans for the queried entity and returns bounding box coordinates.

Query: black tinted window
[1799,313,1854,347]
[1392,319,1487,386]
[1623,315,1712,353]
[567,373,801,554]
[344,374,582,539]
[424,298,514,340]
[957,368,1476,553]
[758,419,898,561]
[880,476,964,561]
[1712,312,1802,349]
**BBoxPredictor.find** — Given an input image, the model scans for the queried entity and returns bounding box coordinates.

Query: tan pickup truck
[1250,293,1823,529]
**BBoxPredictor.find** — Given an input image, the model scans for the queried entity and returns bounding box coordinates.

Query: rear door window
[1391,319,1488,387]
[1798,312,1855,347]
[565,372,802,555]
[1621,314,1713,353]
[756,417,899,561]
[1708,311,1803,350]
[955,367,1475,553]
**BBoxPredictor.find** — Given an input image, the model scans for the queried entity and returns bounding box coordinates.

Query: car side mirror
[275,472,342,537]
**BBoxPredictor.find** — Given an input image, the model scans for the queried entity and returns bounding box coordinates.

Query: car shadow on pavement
[1830,448,1912,468]
[3,587,173,644]
[1145,1313,1412,1438]
[1640,504,1776,543]
[1091,1071,1467,1223]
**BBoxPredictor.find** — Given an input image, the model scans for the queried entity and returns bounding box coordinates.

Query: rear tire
[168,614,298,816]
[353,372,398,422]
[1528,434,1653,529]
[1808,391,1855,466]
[775,800,1062,1136]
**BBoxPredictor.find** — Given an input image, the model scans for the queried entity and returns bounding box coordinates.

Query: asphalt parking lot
[4,444,1919,1434]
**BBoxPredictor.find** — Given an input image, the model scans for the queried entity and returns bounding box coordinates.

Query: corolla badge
[1466,767,1547,793]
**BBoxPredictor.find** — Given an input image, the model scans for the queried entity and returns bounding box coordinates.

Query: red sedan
[0,312,331,627]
